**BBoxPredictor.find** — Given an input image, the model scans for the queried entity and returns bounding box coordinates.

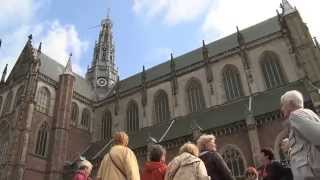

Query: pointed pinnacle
[281,0,296,15]
[28,34,33,41]
[63,53,73,75]
[314,37,320,49]
[202,40,206,47]
[236,26,240,33]
[170,53,173,60]
[37,42,42,53]
[3,64,8,73]
[1,64,8,83]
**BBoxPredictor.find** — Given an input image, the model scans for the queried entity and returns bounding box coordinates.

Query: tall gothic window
[221,146,245,177]
[223,65,243,100]
[2,91,13,115]
[14,85,25,107]
[154,90,170,123]
[186,78,206,113]
[0,96,3,114]
[260,51,286,89]
[71,102,79,125]
[102,110,112,140]
[127,101,139,133]
[35,87,50,114]
[0,121,10,168]
[81,108,91,129]
[35,122,49,157]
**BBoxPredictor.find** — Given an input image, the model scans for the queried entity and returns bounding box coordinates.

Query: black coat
[199,151,234,180]
[262,161,293,180]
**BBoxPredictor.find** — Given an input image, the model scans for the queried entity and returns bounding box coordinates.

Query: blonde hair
[179,142,199,156]
[197,134,216,152]
[113,131,129,146]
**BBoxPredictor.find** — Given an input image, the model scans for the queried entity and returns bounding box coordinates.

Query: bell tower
[86,13,118,99]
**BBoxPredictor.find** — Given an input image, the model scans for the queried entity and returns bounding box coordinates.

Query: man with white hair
[280,90,320,180]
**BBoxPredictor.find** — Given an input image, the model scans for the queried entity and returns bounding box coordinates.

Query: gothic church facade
[1,1,320,180]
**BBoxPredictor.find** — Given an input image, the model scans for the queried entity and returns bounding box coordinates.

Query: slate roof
[114,16,281,95]
[83,80,309,160]
[38,53,94,98]
[37,16,281,100]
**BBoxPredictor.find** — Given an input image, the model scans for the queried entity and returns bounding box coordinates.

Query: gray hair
[280,90,304,108]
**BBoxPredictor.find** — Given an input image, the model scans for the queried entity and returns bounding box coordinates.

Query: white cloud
[0,0,88,77]
[133,0,212,25]
[202,0,320,41]
[40,21,89,75]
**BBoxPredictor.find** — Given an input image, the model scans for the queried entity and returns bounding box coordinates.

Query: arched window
[127,101,139,133]
[35,122,49,157]
[35,87,50,114]
[154,90,170,123]
[222,65,243,100]
[2,91,13,115]
[71,102,79,125]
[0,121,10,166]
[14,85,25,107]
[102,110,112,140]
[260,51,286,89]
[81,108,91,129]
[221,145,245,177]
[186,78,206,113]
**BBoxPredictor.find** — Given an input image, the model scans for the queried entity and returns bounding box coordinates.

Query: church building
[1,1,320,179]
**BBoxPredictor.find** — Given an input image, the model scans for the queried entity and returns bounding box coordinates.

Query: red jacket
[73,170,91,180]
[141,161,167,180]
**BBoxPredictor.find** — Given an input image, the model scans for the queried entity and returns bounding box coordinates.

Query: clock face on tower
[97,77,108,87]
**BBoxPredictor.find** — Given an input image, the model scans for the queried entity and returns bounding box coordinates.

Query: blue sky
[1,0,320,79]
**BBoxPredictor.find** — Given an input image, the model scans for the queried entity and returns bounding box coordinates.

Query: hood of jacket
[175,152,200,166]
[143,161,167,172]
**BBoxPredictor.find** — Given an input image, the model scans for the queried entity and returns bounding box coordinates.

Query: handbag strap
[109,153,127,179]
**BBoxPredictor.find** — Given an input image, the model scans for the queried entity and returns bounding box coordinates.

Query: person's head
[149,144,166,162]
[78,160,93,176]
[113,131,129,146]
[280,138,290,153]
[179,142,199,157]
[260,148,274,165]
[244,167,258,180]
[280,90,304,120]
[197,134,216,152]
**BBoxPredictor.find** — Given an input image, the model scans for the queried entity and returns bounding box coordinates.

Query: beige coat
[165,152,210,180]
[96,145,140,180]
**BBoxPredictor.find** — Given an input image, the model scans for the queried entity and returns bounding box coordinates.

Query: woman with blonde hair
[197,134,234,180]
[165,142,210,180]
[96,131,140,180]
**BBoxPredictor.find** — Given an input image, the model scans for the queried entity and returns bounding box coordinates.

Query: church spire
[86,10,118,98]
[281,0,296,15]
[1,64,8,83]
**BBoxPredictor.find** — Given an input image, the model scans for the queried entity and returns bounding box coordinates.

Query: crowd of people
[73,90,320,180]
